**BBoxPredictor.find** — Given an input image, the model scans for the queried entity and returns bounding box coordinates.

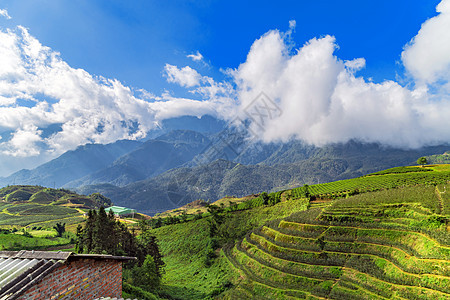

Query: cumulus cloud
[402,0,450,87]
[2,0,450,176]
[2,125,42,157]
[0,26,222,176]
[229,13,450,148]
[164,64,202,87]
[0,9,11,20]
[187,51,203,62]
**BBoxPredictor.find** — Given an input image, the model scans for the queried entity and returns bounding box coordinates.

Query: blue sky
[0,0,441,90]
[0,0,450,176]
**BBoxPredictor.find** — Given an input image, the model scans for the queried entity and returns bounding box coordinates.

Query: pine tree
[76,207,164,282]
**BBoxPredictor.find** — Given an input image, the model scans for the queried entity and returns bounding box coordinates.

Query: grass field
[148,164,450,299]
[0,231,74,251]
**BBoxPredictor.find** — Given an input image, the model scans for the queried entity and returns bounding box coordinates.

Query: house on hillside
[0,250,135,300]
[104,206,137,218]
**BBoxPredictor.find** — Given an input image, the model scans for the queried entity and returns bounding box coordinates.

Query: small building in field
[104,206,137,218]
[0,250,135,300]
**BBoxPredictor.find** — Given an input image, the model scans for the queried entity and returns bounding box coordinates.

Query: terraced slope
[290,165,450,199]
[0,185,111,229]
[223,183,450,299]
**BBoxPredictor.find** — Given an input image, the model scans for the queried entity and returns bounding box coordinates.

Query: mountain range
[1,115,449,215]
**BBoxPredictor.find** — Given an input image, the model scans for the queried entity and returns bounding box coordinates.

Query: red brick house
[0,250,135,300]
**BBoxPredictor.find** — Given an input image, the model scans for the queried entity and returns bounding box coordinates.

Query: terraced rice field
[223,184,450,299]
[290,165,450,200]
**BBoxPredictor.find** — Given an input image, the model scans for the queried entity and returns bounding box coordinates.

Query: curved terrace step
[247,230,450,295]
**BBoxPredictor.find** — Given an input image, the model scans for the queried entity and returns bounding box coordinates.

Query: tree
[139,232,165,277]
[76,207,164,278]
[89,193,112,208]
[53,222,66,237]
[417,157,428,167]
[260,192,270,205]
[131,255,161,289]
[206,205,226,237]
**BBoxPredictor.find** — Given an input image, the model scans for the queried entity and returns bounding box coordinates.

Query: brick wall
[18,258,123,300]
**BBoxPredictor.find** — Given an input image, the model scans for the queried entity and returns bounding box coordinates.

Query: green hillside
[149,164,450,299]
[0,185,115,252]
[0,185,111,229]
[426,151,450,164]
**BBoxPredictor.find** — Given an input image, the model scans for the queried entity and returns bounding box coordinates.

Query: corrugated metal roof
[0,251,135,300]
[0,250,71,260]
[0,250,135,261]
[0,257,61,300]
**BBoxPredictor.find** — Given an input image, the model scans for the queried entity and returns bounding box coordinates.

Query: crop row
[290,171,450,199]
[277,221,450,260]
[341,268,450,300]
[436,183,450,215]
[246,231,450,295]
[230,244,334,298]
[222,245,315,299]
[229,227,450,299]
[257,226,450,277]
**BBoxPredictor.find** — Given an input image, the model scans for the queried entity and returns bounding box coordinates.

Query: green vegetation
[0,185,112,229]
[0,185,117,252]
[2,165,450,299]
[76,207,164,298]
[426,151,450,164]
[417,157,428,167]
[149,198,309,299]
[53,222,66,237]
[140,164,450,299]
[0,227,75,251]
[289,164,450,199]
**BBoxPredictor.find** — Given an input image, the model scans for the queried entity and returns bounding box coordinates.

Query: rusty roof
[0,251,135,300]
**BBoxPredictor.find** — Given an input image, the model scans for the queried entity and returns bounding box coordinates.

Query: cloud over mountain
[1,1,450,176]
[229,29,450,148]
[0,26,223,175]
[226,1,450,148]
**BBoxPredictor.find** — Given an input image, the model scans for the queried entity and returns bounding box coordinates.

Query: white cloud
[230,23,450,148]
[402,0,450,86]
[2,125,42,157]
[0,26,221,176]
[0,9,11,20]
[187,51,203,62]
[2,1,450,176]
[164,64,202,87]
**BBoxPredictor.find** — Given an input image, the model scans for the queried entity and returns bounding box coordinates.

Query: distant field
[0,202,84,228]
[290,164,450,199]
[0,185,114,231]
